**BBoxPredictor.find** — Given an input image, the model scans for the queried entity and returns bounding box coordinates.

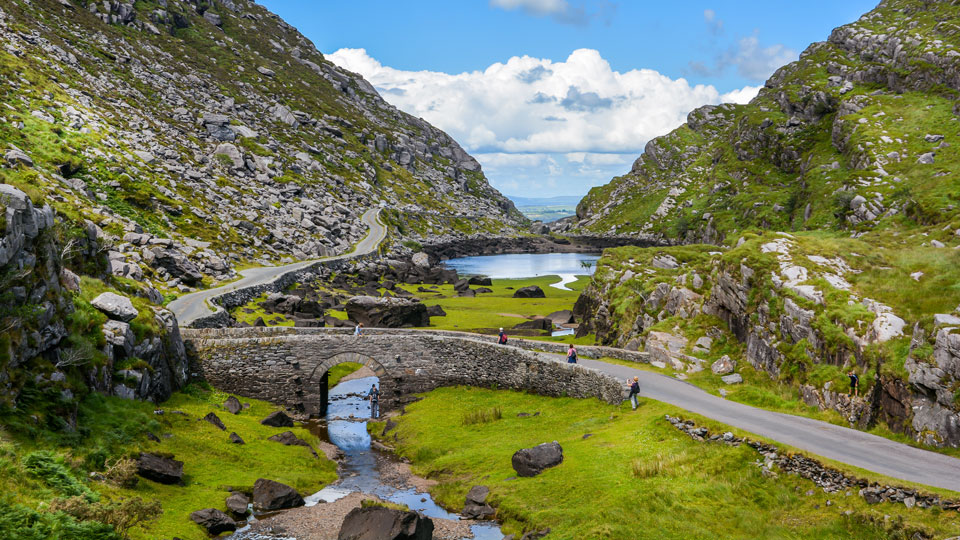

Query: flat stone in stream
[253,478,304,511]
[337,505,434,540]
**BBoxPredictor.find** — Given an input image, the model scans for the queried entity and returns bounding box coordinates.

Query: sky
[260,0,878,199]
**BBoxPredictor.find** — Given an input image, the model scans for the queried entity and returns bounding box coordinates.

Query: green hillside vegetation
[373,387,958,539]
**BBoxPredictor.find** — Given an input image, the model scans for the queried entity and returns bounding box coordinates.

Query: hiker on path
[368,383,380,418]
[354,322,364,336]
[498,328,508,345]
[628,376,640,410]
[567,343,578,364]
[848,370,859,398]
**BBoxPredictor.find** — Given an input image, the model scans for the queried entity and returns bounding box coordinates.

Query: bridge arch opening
[307,352,390,417]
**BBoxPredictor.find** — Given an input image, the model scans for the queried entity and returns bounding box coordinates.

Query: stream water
[239,376,503,539]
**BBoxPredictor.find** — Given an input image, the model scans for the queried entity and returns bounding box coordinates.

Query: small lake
[443,252,600,280]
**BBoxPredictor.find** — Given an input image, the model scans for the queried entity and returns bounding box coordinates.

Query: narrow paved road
[580,358,960,492]
[169,208,385,327]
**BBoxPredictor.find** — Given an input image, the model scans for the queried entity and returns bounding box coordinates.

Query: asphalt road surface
[168,207,385,327]
[581,358,960,492]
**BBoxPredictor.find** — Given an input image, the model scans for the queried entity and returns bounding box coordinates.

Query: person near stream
[848,370,860,398]
[498,328,508,345]
[368,383,380,418]
[567,343,578,364]
[628,376,640,410]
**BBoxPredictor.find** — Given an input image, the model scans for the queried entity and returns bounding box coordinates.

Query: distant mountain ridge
[509,195,583,207]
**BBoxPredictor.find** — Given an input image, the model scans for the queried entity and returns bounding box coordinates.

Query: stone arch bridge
[182,327,627,416]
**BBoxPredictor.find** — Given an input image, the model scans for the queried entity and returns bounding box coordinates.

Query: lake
[443,252,601,279]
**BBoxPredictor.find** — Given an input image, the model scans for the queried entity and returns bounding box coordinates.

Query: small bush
[461,406,502,426]
[102,457,138,489]
[49,496,162,539]
[23,451,97,501]
[0,500,119,540]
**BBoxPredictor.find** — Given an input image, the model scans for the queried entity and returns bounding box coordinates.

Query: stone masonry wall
[184,327,626,415]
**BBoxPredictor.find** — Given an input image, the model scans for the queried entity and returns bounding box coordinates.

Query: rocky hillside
[572,0,960,448]
[0,0,524,299]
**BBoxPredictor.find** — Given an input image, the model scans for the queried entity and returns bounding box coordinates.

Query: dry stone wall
[183,328,625,415]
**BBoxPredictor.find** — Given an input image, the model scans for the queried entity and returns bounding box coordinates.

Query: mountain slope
[571,0,960,448]
[0,0,524,296]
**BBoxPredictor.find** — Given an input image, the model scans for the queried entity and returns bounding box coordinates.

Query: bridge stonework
[182,328,625,415]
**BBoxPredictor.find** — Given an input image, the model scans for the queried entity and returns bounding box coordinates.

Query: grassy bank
[0,385,337,539]
[374,387,957,539]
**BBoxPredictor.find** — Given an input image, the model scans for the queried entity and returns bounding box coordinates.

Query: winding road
[579,358,960,492]
[168,210,960,492]
[168,208,385,327]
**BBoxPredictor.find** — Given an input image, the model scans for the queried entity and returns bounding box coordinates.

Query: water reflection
[444,252,600,279]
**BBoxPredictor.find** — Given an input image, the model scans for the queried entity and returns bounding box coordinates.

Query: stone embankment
[183,327,626,415]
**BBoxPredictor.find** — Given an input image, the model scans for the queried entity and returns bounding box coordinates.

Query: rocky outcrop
[337,505,434,540]
[345,296,429,328]
[511,442,564,477]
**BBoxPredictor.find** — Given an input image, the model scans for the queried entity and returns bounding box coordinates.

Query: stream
[237,375,503,539]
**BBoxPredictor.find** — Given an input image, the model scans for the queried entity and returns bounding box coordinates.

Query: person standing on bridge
[498,328,508,345]
[628,376,640,410]
[354,322,364,337]
[567,343,578,364]
[368,383,380,418]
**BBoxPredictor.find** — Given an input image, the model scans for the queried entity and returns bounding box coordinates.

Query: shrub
[23,451,97,501]
[461,406,502,426]
[49,496,162,539]
[0,500,119,540]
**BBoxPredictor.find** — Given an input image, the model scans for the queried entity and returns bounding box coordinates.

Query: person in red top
[498,328,508,344]
[567,343,578,364]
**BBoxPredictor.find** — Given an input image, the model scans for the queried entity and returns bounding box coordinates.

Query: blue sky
[261,0,878,199]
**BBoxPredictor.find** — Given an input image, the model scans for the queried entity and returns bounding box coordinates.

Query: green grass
[327,362,363,387]
[0,386,337,540]
[378,387,957,539]
[229,293,294,327]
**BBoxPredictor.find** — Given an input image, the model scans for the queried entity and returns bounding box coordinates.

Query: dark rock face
[203,411,226,430]
[462,485,495,520]
[513,318,552,331]
[229,432,245,444]
[513,286,545,299]
[224,395,242,414]
[225,492,250,517]
[345,296,429,328]
[468,276,492,286]
[253,478,304,511]
[268,430,318,457]
[546,310,574,325]
[511,442,563,477]
[137,452,184,484]
[337,505,434,540]
[189,508,237,535]
[260,410,295,427]
[146,247,203,285]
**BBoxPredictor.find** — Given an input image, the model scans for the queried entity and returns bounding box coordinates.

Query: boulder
[468,276,492,286]
[268,431,318,457]
[137,453,183,485]
[345,296,429,328]
[426,305,446,317]
[224,396,242,414]
[513,318,552,331]
[260,410,295,427]
[147,247,204,285]
[411,252,430,268]
[229,432,245,444]
[511,442,563,477]
[4,147,33,167]
[711,355,735,375]
[90,292,139,322]
[189,508,236,535]
[546,310,574,325]
[225,492,250,517]
[203,412,226,431]
[721,373,743,385]
[253,478,304,511]
[513,286,545,298]
[462,485,495,519]
[337,505,434,540]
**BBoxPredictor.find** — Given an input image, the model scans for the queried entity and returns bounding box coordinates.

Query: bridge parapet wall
[184,328,626,415]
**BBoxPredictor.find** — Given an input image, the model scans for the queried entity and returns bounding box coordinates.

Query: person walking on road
[628,376,640,410]
[354,322,364,337]
[368,383,380,418]
[567,343,578,364]
[848,370,860,398]
[498,328,508,345]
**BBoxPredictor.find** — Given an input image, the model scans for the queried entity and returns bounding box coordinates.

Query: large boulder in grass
[546,310,574,325]
[225,492,250,517]
[260,410,294,427]
[345,296,429,328]
[468,276,492,286]
[90,292,139,322]
[189,508,236,535]
[511,442,563,477]
[203,412,226,430]
[137,453,183,484]
[338,505,434,540]
[513,286,545,298]
[224,396,242,415]
[253,478,304,511]
[462,485,495,519]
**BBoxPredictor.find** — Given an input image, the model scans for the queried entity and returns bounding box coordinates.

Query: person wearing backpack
[567,343,578,364]
[628,376,640,410]
[498,328,508,345]
[368,383,380,418]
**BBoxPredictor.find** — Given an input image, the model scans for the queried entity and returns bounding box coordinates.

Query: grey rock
[213,143,244,168]
[137,452,183,484]
[253,478,304,511]
[4,148,33,167]
[711,355,735,375]
[345,296,429,328]
[917,152,936,164]
[229,432,245,444]
[511,441,563,477]
[338,505,434,540]
[91,292,139,322]
[513,285,545,299]
[224,395,242,414]
[260,410,294,427]
[225,492,250,516]
[203,412,226,430]
[257,66,276,77]
[268,430,318,457]
[462,485,495,519]
[203,11,222,26]
[189,508,236,535]
[721,373,743,385]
